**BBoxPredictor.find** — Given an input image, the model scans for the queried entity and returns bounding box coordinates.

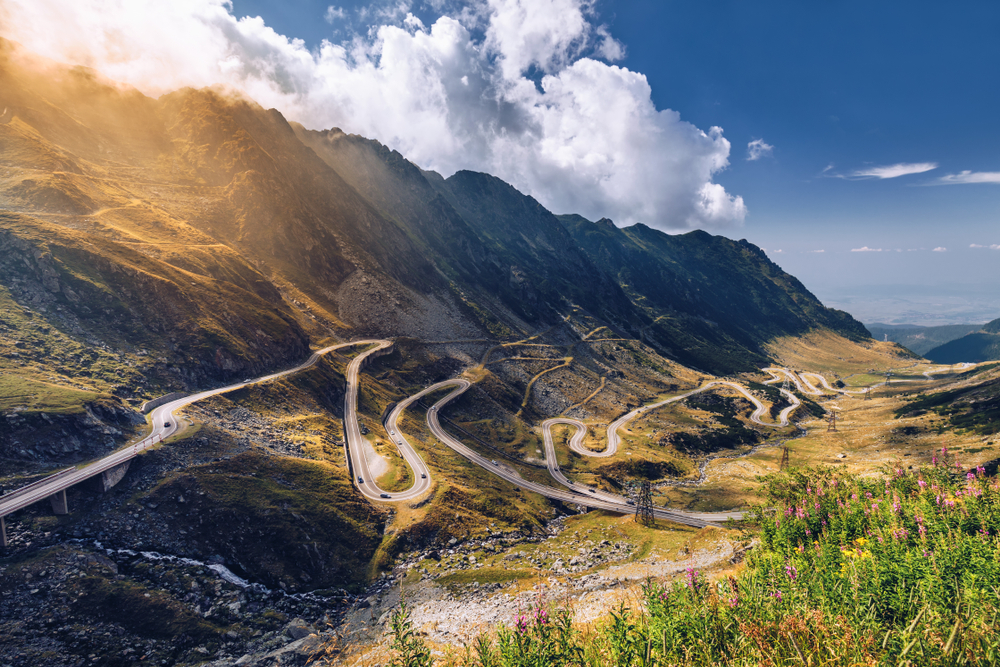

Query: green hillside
[926,331,1000,364]
[867,322,984,356]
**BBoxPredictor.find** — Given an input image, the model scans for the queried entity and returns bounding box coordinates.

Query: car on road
[380,493,391,499]
[390,430,395,435]
[626,500,636,505]
[491,460,498,466]
[358,476,364,484]
[243,379,251,383]
[164,422,171,428]
[420,473,427,479]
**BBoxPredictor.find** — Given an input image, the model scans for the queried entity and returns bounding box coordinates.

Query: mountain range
[0,36,868,404]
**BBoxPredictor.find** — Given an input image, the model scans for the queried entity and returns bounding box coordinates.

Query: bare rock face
[0,399,143,463]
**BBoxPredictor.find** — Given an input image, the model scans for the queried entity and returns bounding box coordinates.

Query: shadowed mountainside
[925,317,1000,363]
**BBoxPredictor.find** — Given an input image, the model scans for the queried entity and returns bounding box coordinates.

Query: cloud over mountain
[0,0,746,230]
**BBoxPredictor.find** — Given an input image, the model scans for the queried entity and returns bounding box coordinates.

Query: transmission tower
[635,480,654,526]
[827,411,838,432]
[865,385,872,400]
[884,371,893,386]
[779,446,790,470]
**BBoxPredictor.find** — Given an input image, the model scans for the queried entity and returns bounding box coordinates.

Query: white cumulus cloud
[932,247,947,252]
[936,171,1000,185]
[746,138,773,161]
[0,0,745,230]
[851,246,883,252]
[849,162,938,179]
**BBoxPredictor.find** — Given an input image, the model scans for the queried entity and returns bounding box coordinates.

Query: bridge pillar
[1,516,7,548]
[49,489,69,515]
[88,461,131,493]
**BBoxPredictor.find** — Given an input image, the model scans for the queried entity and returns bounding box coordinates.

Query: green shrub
[379,454,1000,665]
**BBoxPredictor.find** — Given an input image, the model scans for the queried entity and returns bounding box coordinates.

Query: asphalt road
[536,376,808,523]
[0,340,375,519]
[7,337,966,530]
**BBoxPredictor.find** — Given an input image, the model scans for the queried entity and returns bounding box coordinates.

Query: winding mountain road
[0,340,376,522]
[6,336,970,535]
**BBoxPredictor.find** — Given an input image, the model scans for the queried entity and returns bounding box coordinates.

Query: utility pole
[779,445,790,470]
[635,480,654,526]
[884,371,893,386]
[865,386,872,400]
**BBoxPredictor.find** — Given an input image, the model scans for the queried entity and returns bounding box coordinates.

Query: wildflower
[932,454,938,466]
[918,479,927,490]
[727,576,740,608]
[977,465,986,477]
[967,472,976,481]
[771,590,783,601]
[685,567,702,594]
[784,563,798,581]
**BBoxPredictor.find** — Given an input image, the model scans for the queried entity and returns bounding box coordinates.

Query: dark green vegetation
[666,393,763,454]
[380,463,1000,666]
[926,327,1000,364]
[867,322,984,356]
[896,369,1000,436]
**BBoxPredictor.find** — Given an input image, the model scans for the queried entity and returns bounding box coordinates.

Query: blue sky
[5,0,996,323]
[224,0,1000,323]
